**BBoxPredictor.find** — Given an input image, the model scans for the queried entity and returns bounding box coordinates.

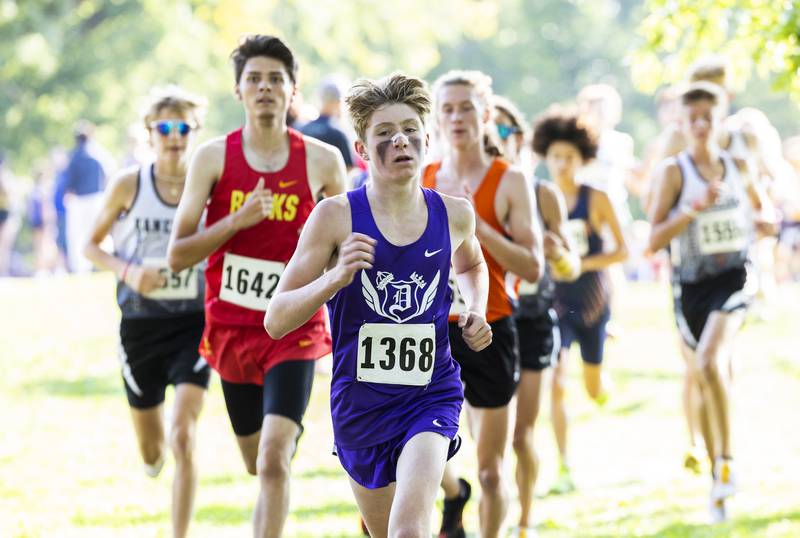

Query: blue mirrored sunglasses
[496,123,521,141]
[151,120,192,136]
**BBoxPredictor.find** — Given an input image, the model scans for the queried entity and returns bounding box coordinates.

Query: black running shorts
[448,316,520,408]
[118,312,209,409]
[677,266,752,350]
[220,359,316,437]
[515,308,560,371]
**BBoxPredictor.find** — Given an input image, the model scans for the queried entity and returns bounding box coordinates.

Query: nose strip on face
[391,132,409,147]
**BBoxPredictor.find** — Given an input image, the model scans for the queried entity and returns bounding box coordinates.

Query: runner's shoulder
[193,135,227,165]
[304,135,345,168]
[438,193,474,234]
[311,192,351,232]
[499,164,528,190]
[109,165,140,196]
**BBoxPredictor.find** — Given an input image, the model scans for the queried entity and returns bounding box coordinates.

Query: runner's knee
[256,438,293,482]
[169,423,195,462]
[390,524,426,538]
[140,439,164,466]
[512,426,534,456]
[478,462,503,493]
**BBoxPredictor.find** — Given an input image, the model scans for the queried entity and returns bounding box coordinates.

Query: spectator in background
[493,95,535,176]
[576,84,636,226]
[0,153,11,275]
[301,75,356,171]
[51,149,70,272]
[28,164,59,275]
[63,120,114,272]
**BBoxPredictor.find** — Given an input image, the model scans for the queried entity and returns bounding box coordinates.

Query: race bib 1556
[696,207,747,255]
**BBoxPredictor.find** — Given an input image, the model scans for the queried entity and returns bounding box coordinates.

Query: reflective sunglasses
[496,123,521,141]
[150,120,193,136]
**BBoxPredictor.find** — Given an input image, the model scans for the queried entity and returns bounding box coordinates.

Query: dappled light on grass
[1,275,799,536]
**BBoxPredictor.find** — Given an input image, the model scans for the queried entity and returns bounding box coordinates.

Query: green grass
[0,274,799,537]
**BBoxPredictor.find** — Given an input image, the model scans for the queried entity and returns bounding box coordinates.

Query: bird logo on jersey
[361,270,440,323]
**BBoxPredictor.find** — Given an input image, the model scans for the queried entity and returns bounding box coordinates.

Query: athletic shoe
[511,526,539,537]
[683,446,704,475]
[143,454,165,478]
[547,463,575,495]
[711,457,736,500]
[438,477,471,538]
[709,496,727,524]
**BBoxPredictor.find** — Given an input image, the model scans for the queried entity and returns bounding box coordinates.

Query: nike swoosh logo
[298,339,313,348]
[278,180,297,189]
[432,418,443,427]
[424,249,442,257]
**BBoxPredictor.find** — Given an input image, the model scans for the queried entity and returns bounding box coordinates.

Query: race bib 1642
[219,253,284,312]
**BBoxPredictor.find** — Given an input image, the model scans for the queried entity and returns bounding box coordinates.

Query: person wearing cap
[301,75,357,172]
[63,120,115,272]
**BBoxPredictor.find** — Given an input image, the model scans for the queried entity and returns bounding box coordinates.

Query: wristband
[553,256,571,274]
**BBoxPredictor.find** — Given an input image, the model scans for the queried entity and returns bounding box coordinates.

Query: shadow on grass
[614,369,680,382]
[773,357,800,379]
[22,375,120,398]
[191,501,358,524]
[296,466,345,480]
[200,474,246,487]
[195,504,252,524]
[588,510,800,538]
[73,509,166,527]
[294,501,358,518]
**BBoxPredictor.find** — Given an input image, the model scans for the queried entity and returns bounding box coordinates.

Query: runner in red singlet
[168,35,346,538]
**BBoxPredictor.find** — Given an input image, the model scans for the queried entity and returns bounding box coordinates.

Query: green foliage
[3,0,800,177]
[633,0,800,96]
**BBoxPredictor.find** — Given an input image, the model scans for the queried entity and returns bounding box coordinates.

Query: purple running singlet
[327,185,464,488]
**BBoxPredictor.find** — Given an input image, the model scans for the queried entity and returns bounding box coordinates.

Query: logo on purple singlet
[361,270,440,323]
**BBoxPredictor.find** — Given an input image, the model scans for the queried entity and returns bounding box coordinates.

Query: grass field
[0,274,798,537]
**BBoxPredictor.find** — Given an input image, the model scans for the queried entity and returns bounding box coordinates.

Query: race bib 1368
[357,323,436,386]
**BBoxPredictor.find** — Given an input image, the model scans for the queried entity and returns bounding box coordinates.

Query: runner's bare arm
[475,169,542,282]
[305,137,348,199]
[736,158,779,234]
[654,126,685,163]
[579,189,629,272]
[168,138,272,272]
[445,195,492,351]
[444,195,489,317]
[538,182,580,281]
[83,167,138,277]
[264,196,375,339]
[648,159,696,252]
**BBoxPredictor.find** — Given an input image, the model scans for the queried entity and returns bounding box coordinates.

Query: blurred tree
[632,0,800,133]
[432,0,660,151]
[3,0,800,177]
[0,0,499,175]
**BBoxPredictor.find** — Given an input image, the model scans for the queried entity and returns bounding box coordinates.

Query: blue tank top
[555,184,610,323]
[327,186,463,449]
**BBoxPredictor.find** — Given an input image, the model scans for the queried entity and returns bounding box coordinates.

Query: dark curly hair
[532,109,598,161]
[231,35,298,85]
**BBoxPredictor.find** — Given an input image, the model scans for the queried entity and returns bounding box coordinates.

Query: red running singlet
[200,128,330,384]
